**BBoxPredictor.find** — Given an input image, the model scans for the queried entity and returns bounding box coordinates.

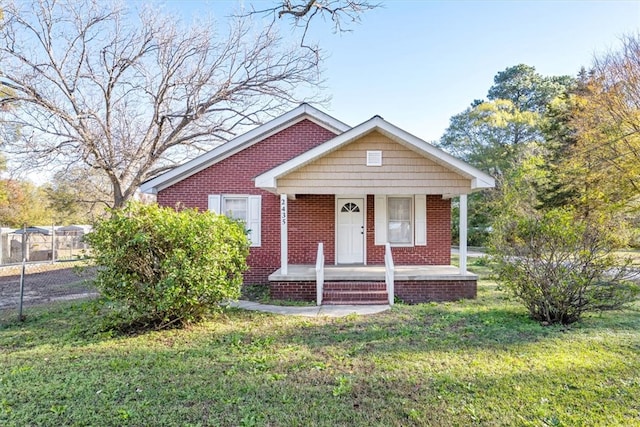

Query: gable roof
[139,104,351,194]
[254,115,495,193]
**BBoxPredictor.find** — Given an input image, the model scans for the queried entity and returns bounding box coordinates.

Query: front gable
[255,116,495,196]
[276,130,472,195]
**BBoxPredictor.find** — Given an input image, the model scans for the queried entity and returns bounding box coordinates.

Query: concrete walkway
[230,300,390,317]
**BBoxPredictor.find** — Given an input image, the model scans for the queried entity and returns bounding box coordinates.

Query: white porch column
[459,194,468,275]
[280,193,288,275]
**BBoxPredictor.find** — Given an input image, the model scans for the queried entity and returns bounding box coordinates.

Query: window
[341,202,360,213]
[208,194,261,247]
[374,195,426,246]
[388,197,412,244]
[223,198,247,222]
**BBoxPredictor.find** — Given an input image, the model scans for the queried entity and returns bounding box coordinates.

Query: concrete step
[323,299,390,306]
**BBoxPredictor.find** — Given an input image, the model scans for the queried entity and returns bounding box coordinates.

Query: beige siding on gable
[277,131,472,195]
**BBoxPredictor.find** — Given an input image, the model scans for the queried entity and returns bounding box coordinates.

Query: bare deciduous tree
[0,0,324,208]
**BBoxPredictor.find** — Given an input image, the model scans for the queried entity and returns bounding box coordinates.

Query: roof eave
[139,104,351,194]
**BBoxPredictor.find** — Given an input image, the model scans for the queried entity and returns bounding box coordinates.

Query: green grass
[1,266,639,426]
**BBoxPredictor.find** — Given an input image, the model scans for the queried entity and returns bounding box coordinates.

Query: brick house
[140,104,494,305]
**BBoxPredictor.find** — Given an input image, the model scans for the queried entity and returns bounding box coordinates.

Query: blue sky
[165,0,640,143]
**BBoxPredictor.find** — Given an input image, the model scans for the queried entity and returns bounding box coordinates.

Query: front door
[337,198,364,264]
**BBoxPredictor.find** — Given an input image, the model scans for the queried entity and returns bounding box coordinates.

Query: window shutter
[415,194,427,246]
[208,195,221,213]
[374,195,387,245]
[247,195,262,247]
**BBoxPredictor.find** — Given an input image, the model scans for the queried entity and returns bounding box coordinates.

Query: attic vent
[366,150,382,166]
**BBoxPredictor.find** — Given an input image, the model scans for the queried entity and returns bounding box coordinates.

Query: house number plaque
[280,195,287,226]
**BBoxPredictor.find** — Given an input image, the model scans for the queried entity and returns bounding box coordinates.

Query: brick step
[323,290,388,304]
[323,299,390,306]
[323,282,387,291]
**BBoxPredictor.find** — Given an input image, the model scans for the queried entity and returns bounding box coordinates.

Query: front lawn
[1,271,639,426]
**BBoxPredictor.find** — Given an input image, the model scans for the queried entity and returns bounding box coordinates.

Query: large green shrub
[86,202,249,328]
[490,208,639,325]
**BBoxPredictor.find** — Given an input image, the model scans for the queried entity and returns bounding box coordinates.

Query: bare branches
[276,0,378,28]
[0,0,324,208]
[244,1,379,61]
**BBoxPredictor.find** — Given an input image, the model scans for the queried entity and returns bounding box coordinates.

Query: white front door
[337,198,365,264]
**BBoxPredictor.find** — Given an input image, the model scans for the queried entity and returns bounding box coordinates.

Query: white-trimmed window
[208,194,261,247]
[388,197,412,245]
[375,195,426,246]
[223,197,248,222]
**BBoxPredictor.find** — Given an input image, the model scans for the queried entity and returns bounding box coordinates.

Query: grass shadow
[1,283,639,426]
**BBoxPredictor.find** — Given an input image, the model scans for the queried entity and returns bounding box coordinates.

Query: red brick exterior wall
[395,280,476,303]
[366,195,451,265]
[288,194,336,264]
[156,119,338,284]
[286,194,451,269]
[270,281,316,301]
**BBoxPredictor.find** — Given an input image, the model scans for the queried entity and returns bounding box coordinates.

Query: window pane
[341,202,360,213]
[223,198,247,222]
[388,197,412,244]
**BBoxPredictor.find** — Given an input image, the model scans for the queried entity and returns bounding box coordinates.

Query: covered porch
[265,191,476,305]
[268,258,478,305]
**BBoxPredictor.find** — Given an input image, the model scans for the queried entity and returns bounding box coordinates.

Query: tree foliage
[441,65,574,246]
[488,64,576,113]
[560,34,640,214]
[441,99,541,177]
[0,0,323,208]
[43,166,111,224]
[86,203,249,329]
[0,179,53,227]
[440,64,574,180]
[491,208,639,325]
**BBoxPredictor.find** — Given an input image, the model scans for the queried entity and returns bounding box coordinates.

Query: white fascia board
[372,120,495,190]
[255,116,496,192]
[139,104,350,194]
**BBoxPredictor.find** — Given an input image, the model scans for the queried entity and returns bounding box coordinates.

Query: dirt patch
[0,262,98,310]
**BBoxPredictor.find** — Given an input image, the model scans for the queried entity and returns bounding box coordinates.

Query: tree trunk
[113,182,126,209]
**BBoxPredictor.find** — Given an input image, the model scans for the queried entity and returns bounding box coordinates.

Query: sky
[164,0,640,143]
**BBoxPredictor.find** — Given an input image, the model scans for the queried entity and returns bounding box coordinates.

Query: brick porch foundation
[394,280,477,304]
[269,279,477,304]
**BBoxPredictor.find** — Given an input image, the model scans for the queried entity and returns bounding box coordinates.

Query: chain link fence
[0,225,96,321]
[0,259,98,322]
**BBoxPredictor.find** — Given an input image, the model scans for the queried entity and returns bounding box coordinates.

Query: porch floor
[268,264,477,282]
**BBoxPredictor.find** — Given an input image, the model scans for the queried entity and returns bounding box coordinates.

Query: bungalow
[140,104,494,305]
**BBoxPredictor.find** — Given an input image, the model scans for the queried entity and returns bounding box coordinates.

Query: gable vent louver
[366,150,382,166]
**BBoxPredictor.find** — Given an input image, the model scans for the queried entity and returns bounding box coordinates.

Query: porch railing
[385,242,395,305]
[315,242,324,306]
